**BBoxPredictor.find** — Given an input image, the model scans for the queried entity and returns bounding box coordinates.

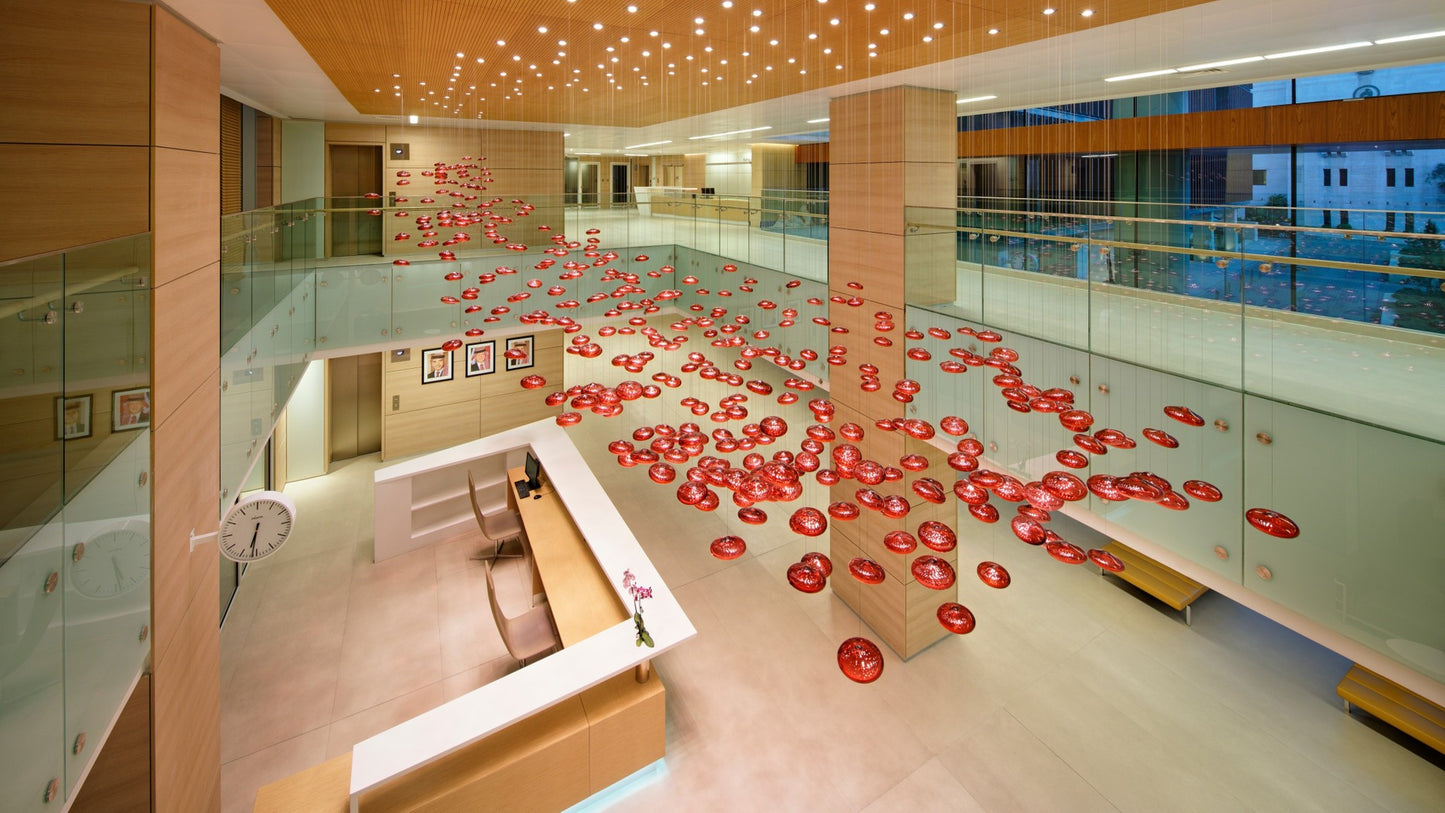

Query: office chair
[484,559,561,666]
[468,470,525,561]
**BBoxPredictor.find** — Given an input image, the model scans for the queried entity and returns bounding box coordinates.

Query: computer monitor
[515,451,544,499]
[524,451,542,491]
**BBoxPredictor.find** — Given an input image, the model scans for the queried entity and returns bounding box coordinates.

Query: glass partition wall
[905,204,1445,687]
[0,235,153,810]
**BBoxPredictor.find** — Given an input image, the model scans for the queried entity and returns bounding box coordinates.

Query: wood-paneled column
[827,86,958,659]
[149,7,222,811]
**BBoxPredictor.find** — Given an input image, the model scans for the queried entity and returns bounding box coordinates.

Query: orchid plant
[622,569,655,648]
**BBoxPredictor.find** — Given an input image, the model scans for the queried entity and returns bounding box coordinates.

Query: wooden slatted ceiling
[220,96,242,215]
[264,0,1212,127]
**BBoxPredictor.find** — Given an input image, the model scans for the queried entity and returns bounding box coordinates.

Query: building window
[1387,167,1397,187]
[1323,209,1333,228]
[1339,168,1349,187]
[1406,212,1416,232]
[1385,211,1396,232]
[1323,168,1331,187]
[1339,210,1351,229]
[1405,167,1415,187]
[1252,169,1267,185]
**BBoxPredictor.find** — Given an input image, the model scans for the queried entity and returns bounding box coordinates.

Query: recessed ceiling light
[1043,7,1055,15]
[753,9,762,16]
[750,25,760,32]
[455,52,464,58]
[538,26,547,33]
[864,2,875,9]
[933,22,943,29]
[1081,8,1094,17]
[903,12,914,20]
[496,40,505,46]
[922,36,932,42]
[880,29,890,35]
[988,28,999,35]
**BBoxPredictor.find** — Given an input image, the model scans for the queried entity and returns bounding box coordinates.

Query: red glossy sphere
[837,637,885,683]
[848,557,886,585]
[977,561,1011,589]
[788,507,828,537]
[911,556,956,590]
[883,530,917,554]
[937,602,976,634]
[787,562,827,593]
[710,535,747,560]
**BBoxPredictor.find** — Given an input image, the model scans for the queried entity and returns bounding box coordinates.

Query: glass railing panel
[1241,395,1445,685]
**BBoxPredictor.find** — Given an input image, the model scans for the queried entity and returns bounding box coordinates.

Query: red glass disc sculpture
[937,602,976,634]
[828,501,861,520]
[1041,471,1088,502]
[953,480,990,506]
[837,637,885,683]
[1058,409,1095,432]
[787,562,826,593]
[788,507,828,537]
[911,555,956,589]
[848,558,886,585]
[1142,427,1180,448]
[1010,516,1046,545]
[1182,480,1223,502]
[801,551,833,577]
[940,416,969,436]
[738,506,768,525]
[1045,540,1088,565]
[710,536,747,560]
[1087,548,1125,572]
[911,478,947,504]
[883,530,917,554]
[968,502,1000,523]
[1245,508,1300,539]
[647,463,676,484]
[1163,405,1206,427]
[977,561,1011,588]
[1055,450,1090,469]
[917,521,957,552]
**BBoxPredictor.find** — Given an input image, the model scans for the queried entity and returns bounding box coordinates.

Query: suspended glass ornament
[937,602,976,634]
[837,637,885,683]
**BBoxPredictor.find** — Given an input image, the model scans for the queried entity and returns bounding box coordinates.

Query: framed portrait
[464,340,496,377]
[56,395,92,440]
[505,335,535,372]
[111,387,151,432]
[421,347,454,384]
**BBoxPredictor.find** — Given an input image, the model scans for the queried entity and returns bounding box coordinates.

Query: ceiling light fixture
[957,95,997,104]
[1104,68,1178,82]
[1374,30,1445,44]
[1176,55,1265,71]
[688,126,773,140]
[408,114,419,124]
[1081,9,1094,17]
[806,118,829,123]
[1265,41,1371,59]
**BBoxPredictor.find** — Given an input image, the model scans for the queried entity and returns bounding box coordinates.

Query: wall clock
[219,491,297,563]
[71,523,150,599]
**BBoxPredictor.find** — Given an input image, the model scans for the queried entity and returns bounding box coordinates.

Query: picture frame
[421,347,454,384]
[505,335,535,372]
[56,394,92,440]
[111,387,151,433]
[464,340,496,377]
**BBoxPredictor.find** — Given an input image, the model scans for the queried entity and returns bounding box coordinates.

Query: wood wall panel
[958,92,1445,157]
[153,11,219,154]
[0,0,150,147]
[0,146,149,264]
[151,562,221,813]
[70,675,151,813]
[149,377,220,665]
[151,263,219,430]
[152,148,221,286]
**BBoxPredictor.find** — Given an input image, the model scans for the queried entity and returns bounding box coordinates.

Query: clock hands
[250,521,261,556]
[112,557,125,588]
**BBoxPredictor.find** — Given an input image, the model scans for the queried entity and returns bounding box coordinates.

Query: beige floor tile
[219,727,329,813]
[325,681,447,760]
[861,756,987,813]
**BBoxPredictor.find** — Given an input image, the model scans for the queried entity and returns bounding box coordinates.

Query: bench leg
[1185,605,1192,627]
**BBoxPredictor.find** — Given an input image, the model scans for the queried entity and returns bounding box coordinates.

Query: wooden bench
[1336,664,1445,755]
[1099,541,1208,625]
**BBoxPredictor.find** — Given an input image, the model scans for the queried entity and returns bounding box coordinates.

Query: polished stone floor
[219,329,1445,813]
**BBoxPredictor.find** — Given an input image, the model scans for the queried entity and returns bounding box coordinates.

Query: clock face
[220,491,297,562]
[72,527,150,599]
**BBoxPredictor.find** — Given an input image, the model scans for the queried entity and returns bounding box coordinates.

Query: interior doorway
[327,353,382,463]
[611,162,631,205]
[328,144,384,256]
[579,162,600,206]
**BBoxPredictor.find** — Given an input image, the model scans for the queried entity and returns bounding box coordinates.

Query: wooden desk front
[507,466,627,646]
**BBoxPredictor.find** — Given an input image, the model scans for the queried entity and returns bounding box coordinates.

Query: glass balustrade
[0,234,153,810]
[905,203,1445,685]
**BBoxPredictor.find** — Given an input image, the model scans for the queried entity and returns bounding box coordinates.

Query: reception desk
[341,420,695,811]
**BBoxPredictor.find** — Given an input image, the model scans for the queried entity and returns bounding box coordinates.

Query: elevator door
[329,144,384,256]
[328,353,382,462]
